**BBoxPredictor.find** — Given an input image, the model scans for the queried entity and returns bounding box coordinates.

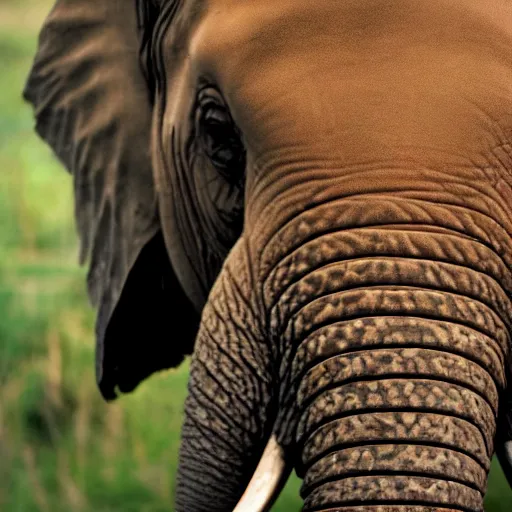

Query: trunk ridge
[296,320,503,512]
[267,228,512,512]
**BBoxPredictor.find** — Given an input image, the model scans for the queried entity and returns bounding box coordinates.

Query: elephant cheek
[174,241,276,512]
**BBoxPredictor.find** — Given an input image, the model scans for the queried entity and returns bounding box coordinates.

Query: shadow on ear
[23,0,198,400]
[98,231,199,401]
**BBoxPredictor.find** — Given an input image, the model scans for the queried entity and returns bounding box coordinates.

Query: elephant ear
[23,0,199,400]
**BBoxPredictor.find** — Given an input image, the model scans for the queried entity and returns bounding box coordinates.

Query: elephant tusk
[233,435,288,512]
[505,440,512,459]
[499,441,512,487]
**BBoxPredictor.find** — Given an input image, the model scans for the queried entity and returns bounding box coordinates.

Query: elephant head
[24,0,512,510]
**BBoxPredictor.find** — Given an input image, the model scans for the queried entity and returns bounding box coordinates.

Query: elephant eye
[196,93,246,185]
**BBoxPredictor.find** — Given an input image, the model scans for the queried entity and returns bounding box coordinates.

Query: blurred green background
[0,1,510,510]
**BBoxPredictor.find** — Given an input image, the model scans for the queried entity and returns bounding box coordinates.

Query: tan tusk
[505,441,512,461]
[233,435,288,512]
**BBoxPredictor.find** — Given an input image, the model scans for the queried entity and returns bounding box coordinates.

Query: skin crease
[24,0,512,511]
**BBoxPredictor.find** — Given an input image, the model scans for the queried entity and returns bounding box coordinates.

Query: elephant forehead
[191,0,512,53]
[190,0,512,81]
[188,0,512,163]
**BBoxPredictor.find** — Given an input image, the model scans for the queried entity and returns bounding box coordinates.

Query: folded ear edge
[96,231,201,401]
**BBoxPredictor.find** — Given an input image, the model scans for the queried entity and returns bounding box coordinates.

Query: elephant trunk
[263,216,512,511]
[297,318,500,511]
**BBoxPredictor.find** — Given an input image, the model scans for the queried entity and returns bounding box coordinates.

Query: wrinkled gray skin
[24,0,512,510]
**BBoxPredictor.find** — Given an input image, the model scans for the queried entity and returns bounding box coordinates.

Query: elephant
[23,0,512,510]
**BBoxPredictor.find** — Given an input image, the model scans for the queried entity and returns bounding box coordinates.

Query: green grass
[0,1,510,510]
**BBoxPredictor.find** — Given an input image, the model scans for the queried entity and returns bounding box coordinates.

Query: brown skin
[25,0,512,511]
